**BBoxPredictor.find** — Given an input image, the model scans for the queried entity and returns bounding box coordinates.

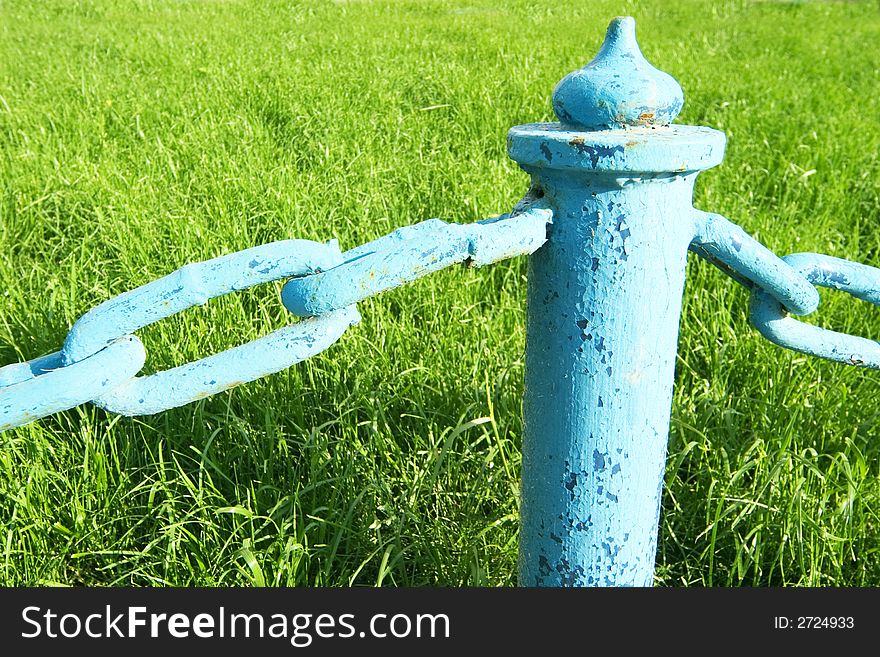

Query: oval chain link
[749,253,880,368]
[690,211,880,369]
[0,337,146,431]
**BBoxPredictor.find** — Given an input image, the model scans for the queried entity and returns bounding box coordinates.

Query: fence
[1,16,878,587]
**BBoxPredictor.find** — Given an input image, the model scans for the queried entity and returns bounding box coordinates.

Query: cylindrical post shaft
[519,174,697,586]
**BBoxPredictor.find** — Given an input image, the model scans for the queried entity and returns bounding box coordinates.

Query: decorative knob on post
[552,16,684,130]
[511,17,725,586]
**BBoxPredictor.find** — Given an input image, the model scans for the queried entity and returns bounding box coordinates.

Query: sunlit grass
[0,0,878,586]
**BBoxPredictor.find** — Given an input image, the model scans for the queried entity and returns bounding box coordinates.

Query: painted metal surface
[0,212,547,430]
[750,253,880,367]
[281,208,551,317]
[59,239,360,417]
[0,337,146,431]
[94,308,358,416]
[0,240,357,430]
[552,16,683,131]
[511,16,726,586]
[62,240,344,364]
[690,211,819,316]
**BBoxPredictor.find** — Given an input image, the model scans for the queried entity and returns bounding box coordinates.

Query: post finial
[552,17,684,131]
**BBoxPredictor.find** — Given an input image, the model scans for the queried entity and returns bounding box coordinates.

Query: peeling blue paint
[63,240,345,365]
[570,141,625,168]
[750,253,880,368]
[94,307,358,416]
[512,16,725,587]
[52,239,359,418]
[281,208,551,317]
[0,337,146,431]
[690,211,818,316]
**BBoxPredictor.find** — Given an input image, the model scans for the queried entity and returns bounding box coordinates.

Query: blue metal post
[510,17,726,586]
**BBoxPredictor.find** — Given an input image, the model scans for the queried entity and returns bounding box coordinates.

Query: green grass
[0,0,879,586]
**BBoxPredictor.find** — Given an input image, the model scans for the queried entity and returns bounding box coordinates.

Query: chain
[2,199,877,433]
[690,211,880,368]
[0,205,552,432]
[750,254,880,368]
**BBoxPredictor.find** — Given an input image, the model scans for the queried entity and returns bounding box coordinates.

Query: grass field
[1,0,879,586]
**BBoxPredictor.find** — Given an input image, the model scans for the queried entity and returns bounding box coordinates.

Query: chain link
[750,253,880,368]
[0,337,146,432]
[60,239,359,417]
[690,211,820,316]
[0,206,551,432]
[690,212,880,368]
[282,208,551,317]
